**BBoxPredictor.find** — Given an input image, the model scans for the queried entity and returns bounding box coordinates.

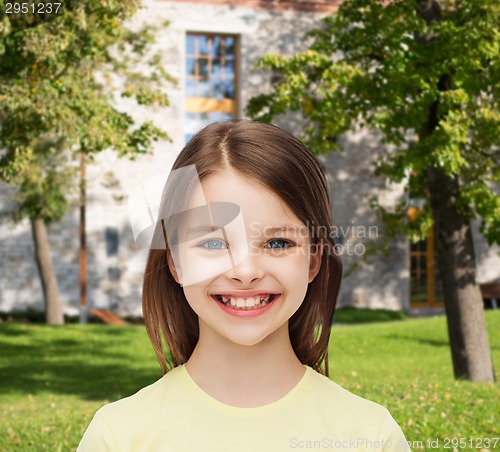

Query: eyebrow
[185,225,225,239]
[264,225,308,234]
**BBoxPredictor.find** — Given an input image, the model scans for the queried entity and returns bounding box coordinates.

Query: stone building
[1,0,498,318]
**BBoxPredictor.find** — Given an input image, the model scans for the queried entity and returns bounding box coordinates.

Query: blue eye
[198,239,228,250]
[265,239,295,249]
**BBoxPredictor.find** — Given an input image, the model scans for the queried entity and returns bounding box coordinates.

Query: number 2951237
[5,2,62,15]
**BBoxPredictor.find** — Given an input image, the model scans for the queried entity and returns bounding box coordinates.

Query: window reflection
[185,34,236,99]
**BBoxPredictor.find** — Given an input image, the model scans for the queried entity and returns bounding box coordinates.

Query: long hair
[142,120,343,376]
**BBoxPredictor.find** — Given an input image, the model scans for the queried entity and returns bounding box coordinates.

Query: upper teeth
[220,294,271,307]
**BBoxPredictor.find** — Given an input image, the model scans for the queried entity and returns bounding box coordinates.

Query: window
[407,170,443,307]
[409,225,443,307]
[185,34,239,142]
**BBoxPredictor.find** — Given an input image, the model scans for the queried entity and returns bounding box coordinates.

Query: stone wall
[1,0,498,317]
[320,130,410,311]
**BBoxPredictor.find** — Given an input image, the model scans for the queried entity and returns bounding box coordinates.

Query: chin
[223,333,268,347]
[220,326,281,348]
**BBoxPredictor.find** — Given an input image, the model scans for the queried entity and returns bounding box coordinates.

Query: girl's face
[168,169,321,347]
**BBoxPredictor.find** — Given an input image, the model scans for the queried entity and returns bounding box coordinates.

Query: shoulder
[77,366,185,451]
[98,365,185,420]
[305,367,389,416]
[302,367,410,449]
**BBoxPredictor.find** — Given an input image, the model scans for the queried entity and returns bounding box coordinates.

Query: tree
[0,1,173,324]
[247,0,499,381]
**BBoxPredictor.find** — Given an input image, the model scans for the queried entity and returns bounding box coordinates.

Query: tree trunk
[416,0,495,382]
[426,167,495,381]
[30,217,64,325]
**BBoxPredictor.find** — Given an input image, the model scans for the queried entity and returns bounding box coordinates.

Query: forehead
[186,170,302,226]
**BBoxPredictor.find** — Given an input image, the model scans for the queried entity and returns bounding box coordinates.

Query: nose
[225,249,264,285]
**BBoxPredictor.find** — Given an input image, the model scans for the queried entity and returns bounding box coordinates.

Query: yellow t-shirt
[78,364,411,451]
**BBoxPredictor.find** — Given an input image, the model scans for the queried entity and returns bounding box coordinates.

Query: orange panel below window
[185,98,236,114]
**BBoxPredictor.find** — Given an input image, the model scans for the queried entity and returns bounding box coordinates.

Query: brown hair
[142,120,342,376]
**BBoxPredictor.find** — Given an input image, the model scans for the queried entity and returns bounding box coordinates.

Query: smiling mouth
[212,294,279,310]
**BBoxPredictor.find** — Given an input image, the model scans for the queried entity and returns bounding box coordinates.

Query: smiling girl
[78,120,410,451]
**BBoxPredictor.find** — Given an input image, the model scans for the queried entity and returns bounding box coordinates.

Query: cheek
[182,286,206,313]
[273,254,311,291]
[175,244,234,286]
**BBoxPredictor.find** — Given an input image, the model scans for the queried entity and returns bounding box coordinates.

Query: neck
[185,321,305,408]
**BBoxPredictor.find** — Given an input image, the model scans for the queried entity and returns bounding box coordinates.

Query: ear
[308,242,322,283]
[167,249,182,285]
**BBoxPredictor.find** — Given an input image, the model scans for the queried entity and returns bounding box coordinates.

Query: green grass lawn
[333,307,408,324]
[0,311,498,451]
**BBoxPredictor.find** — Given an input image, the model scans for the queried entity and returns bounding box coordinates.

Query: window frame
[408,216,444,308]
[184,32,240,117]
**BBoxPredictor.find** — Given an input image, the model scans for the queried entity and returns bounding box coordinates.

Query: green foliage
[247,0,500,251]
[16,138,75,223]
[0,0,174,224]
[0,311,499,449]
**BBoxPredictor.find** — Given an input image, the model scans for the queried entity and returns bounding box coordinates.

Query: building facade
[1,0,498,317]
